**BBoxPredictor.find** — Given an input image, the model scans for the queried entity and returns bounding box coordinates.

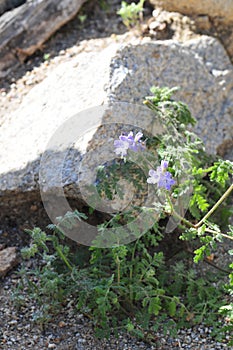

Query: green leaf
[148,297,161,316]
[168,300,177,317]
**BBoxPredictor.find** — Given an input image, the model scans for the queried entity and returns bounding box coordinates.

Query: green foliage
[13,86,233,346]
[43,53,50,61]
[96,160,147,201]
[13,222,90,326]
[145,86,196,127]
[218,248,233,344]
[100,0,109,11]
[78,14,87,24]
[117,0,145,29]
[159,261,225,327]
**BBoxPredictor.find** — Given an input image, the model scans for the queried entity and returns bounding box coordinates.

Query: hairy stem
[194,184,233,228]
[116,257,121,285]
[129,240,138,301]
[55,246,73,271]
[166,194,193,228]
[205,228,233,241]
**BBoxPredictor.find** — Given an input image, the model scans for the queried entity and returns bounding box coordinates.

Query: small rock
[30,204,38,212]
[0,247,18,277]
[25,77,35,86]
[0,243,5,251]
[8,320,18,326]
[195,15,212,31]
[149,0,233,25]
[58,321,67,327]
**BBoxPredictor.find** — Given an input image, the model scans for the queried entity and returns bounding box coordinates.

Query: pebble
[0,263,232,350]
[58,321,66,328]
[78,338,86,343]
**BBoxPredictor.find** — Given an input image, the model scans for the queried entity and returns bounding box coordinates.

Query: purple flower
[147,160,176,190]
[114,131,145,157]
[114,139,129,157]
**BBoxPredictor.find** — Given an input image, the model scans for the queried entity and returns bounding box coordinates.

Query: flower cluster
[147,160,176,190]
[114,132,175,191]
[114,131,145,158]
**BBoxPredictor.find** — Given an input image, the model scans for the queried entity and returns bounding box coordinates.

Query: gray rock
[0,38,122,208]
[0,247,18,277]
[150,0,233,25]
[0,35,233,213]
[108,36,233,155]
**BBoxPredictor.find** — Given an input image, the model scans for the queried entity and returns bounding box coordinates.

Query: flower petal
[147,177,157,184]
[135,131,143,142]
[148,169,157,177]
[161,160,168,169]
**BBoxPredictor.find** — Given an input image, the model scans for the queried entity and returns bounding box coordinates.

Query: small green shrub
[117,0,145,29]
[13,87,233,345]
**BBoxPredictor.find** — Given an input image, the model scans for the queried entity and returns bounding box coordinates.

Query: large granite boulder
[0,35,233,215]
[0,38,121,213]
[108,36,233,155]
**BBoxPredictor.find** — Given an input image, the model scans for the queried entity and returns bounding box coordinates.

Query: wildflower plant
[15,87,233,345]
[117,0,145,29]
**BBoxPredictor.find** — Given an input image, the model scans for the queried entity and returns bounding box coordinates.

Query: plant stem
[129,240,137,281]
[129,239,138,301]
[166,184,233,234]
[205,228,233,241]
[116,257,121,285]
[166,194,193,228]
[55,246,73,271]
[194,184,233,228]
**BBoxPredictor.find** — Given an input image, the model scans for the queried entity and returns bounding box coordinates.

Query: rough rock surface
[108,36,233,155]
[210,20,233,63]
[150,0,233,25]
[0,247,18,277]
[0,35,233,209]
[144,7,233,65]
[0,37,124,208]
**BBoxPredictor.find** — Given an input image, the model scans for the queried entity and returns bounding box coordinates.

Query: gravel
[0,270,232,350]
